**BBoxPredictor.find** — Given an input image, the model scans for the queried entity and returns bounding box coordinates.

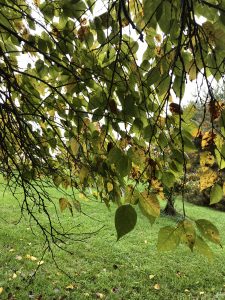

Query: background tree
[0,0,225,253]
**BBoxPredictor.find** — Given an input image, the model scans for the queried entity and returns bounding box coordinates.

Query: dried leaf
[153,283,160,290]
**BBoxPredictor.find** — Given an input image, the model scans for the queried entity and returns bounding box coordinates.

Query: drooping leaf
[157,226,180,251]
[139,191,160,220]
[115,204,137,241]
[210,184,223,205]
[178,220,196,251]
[196,219,221,246]
[195,235,214,260]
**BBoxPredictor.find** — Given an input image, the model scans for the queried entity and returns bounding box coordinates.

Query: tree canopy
[1,0,225,255]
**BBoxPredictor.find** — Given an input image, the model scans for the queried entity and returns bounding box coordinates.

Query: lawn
[0,185,225,300]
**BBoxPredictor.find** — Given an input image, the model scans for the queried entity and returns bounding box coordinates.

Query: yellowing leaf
[66,284,75,290]
[196,219,221,246]
[0,287,3,294]
[157,226,180,251]
[70,138,79,156]
[37,260,44,265]
[107,182,113,192]
[149,274,155,279]
[139,191,160,220]
[201,131,216,149]
[200,151,215,167]
[195,235,213,259]
[199,168,217,191]
[178,220,196,251]
[26,254,37,261]
[12,273,17,279]
[153,283,160,290]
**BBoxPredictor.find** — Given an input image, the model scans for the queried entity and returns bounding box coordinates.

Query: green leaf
[70,137,79,156]
[108,147,131,177]
[115,204,137,241]
[161,172,176,188]
[196,219,221,246]
[210,184,223,205]
[157,226,180,251]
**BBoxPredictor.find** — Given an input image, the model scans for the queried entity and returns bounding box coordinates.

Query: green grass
[1,186,225,300]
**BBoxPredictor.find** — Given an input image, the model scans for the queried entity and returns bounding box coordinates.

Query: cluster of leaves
[0,0,225,253]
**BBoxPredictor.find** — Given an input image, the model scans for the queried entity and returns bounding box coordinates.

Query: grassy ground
[1,186,225,299]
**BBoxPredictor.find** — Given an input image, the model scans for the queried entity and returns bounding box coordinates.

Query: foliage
[1,188,225,299]
[0,0,225,253]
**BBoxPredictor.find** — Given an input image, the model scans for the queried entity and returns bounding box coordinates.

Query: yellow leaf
[0,287,3,294]
[200,152,215,167]
[15,255,23,260]
[66,284,75,290]
[153,283,160,290]
[25,254,37,261]
[149,274,155,279]
[96,292,105,299]
[199,168,218,191]
[12,273,17,279]
[9,248,15,252]
[107,182,113,192]
[201,131,216,149]
[37,260,44,265]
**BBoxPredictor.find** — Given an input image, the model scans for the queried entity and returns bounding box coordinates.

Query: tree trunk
[163,188,177,216]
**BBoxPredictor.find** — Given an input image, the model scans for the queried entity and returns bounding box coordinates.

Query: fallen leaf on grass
[199,291,204,295]
[9,249,15,252]
[0,287,3,294]
[149,274,155,280]
[184,289,190,293]
[96,292,105,299]
[153,283,160,290]
[15,255,23,261]
[12,273,17,279]
[26,255,37,261]
[37,261,44,266]
[65,284,75,290]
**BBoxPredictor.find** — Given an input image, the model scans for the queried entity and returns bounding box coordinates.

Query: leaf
[196,219,221,245]
[139,191,160,219]
[157,226,180,251]
[0,287,3,294]
[199,168,218,191]
[153,283,160,290]
[59,197,73,215]
[72,199,81,212]
[210,184,223,205]
[25,254,38,261]
[79,166,89,184]
[195,235,214,259]
[161,171,176,188]
[70,137,79,155]
[178,220,196,251]
[115,204,137,241]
